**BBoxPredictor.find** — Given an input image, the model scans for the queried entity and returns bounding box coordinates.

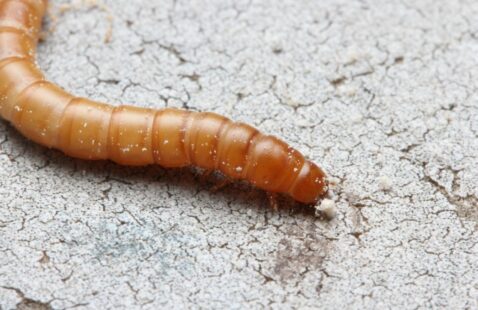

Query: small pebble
[315,199,336,220]
[378,176,392,191]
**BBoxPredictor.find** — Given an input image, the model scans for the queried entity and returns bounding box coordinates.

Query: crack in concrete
[1,287,52,310]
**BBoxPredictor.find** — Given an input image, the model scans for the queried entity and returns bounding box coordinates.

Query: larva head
[244,135,328,204]
[287,161,328,204]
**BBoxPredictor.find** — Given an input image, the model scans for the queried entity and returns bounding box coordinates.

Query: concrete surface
[1,0,477,308]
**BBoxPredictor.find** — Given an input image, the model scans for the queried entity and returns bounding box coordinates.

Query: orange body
[0,0,328,204]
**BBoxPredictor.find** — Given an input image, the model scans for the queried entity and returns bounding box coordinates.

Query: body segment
[0,0,328,204]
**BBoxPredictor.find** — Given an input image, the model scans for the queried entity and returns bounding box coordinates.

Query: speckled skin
[0,0,327,203]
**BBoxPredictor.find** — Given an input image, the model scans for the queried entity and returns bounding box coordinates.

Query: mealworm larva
[0,0,329,204]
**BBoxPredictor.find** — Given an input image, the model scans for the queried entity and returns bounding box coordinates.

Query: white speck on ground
[316,199,337,220]
[1,0,477,309]
[378,176,392,191]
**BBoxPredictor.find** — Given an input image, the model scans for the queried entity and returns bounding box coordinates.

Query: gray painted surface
[0,0,477,308]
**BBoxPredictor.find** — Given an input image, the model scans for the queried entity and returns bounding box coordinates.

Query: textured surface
[0,0,477,308]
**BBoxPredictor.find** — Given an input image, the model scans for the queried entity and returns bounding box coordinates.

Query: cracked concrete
[1,0,477,308]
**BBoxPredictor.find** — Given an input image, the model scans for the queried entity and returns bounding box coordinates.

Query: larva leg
[267,193,279,211]
[210,178,232,193]
[199,169,213,183]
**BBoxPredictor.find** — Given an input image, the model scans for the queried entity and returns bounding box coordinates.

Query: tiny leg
[210,178,232,192]
[267,192,278,211]
[199,169,213,183]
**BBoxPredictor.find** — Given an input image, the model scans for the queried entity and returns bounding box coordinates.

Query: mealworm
[0,0,328,204]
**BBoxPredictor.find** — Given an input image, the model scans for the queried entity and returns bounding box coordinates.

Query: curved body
[0,0,328,204]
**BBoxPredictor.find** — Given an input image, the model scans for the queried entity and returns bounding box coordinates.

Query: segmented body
[0,0,328,204]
